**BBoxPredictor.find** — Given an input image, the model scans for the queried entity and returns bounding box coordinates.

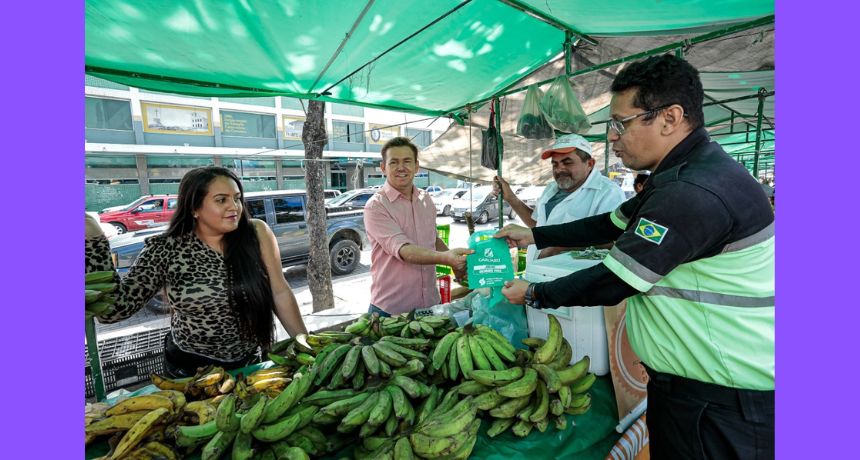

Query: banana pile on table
[462,315,596,438]
[345,312,456,339]
[85,389,186,459]
[85,311,596,459]
[86,271,118,319]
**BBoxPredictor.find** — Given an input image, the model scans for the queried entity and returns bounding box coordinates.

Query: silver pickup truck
[110,189,371,312]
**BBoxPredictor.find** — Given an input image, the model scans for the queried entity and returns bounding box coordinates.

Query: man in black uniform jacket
[496,55,775,460]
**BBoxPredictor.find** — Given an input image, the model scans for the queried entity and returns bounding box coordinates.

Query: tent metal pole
[752,88,767,178]
[564,32,573,75]
[320,0,474,97]
[495,98,504,229]
[455,15,774,112]
[86,318,106,401]
[604,123,610,176]
[497,0,597,45]
[730,113,735,133]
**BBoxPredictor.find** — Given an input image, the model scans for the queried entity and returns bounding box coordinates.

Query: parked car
[98,194,178,235]
[424,185,443,194]
[516,185,546,210]
[326,188,377,210]
[450,188,513,224]
[432,188,468,216]
[110,189,369,313]
[323,189,342,205]
[86,211,119,239]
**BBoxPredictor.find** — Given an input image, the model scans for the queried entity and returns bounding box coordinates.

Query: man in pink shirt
[364,137,473,316]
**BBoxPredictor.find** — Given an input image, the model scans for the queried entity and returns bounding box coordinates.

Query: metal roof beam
[496,0,598,45]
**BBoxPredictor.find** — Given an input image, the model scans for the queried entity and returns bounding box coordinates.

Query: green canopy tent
[84,0,775,413]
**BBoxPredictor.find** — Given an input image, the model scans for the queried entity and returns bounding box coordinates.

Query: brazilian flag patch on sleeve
[634,217,668,245]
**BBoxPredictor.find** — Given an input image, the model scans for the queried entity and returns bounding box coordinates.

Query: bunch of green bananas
[310,335,432,391]
[170,368,318,460]
[345,312,455,339]
[86,390,186,459]
[469,314,596,438]
[268,331,356,368]
[430,324,517,382]
[85,271,118,319]
[350,387,480,460]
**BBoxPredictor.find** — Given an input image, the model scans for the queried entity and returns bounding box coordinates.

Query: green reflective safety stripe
[610,207,628,230]
[655,236,774,299]
[721,222,774,253]
[647,286,773,308]
[603,247,660,292]
[627,294,774,390]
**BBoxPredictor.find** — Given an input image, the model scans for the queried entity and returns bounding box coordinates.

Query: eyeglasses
[608,105,672,136]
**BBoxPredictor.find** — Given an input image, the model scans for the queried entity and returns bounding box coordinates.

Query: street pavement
[94,214,521,342]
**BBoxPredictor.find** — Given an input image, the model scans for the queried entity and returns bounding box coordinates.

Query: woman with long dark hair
[85,166,308,376]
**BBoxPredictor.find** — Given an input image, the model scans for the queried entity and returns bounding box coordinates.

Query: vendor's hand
[85,213,105,239]
[493,176,514,202]
[444,248,473,272]
[453,266,467,283]
[494,224,534,249]
[501,279,530,305]
[537,246,566,259]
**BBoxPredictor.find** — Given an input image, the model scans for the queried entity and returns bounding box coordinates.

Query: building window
[331,103,364,117]
[86,97,133,130]
[332,121,365,144]
[406,128,432,148]
[86,155,138,169]
[146,156,214,168]
[221,111,276,138]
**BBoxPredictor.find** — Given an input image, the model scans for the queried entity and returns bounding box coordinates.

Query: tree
[302,100,335,312]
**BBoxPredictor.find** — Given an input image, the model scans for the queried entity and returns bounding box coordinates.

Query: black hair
[381,136,418,162]
[611,54,704,129]
[167,166,275,351]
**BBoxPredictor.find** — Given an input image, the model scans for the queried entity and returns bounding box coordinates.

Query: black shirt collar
[652,127,710,176]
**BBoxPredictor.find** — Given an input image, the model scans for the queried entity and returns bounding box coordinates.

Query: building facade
[85,76,458,211]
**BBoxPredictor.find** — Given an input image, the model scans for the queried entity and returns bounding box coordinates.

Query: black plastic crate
[85,327,169,398]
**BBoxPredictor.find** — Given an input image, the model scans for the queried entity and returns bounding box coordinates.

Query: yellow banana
[138,441,178,460]
[534,314,562,364]
[183,401,217,425]
[85,411,151,435]
[105,394,173,417]
[110,407,170,459]
[218,372,236,394]
[152,390,185,413]
[250,376,291,393]
[149,373,192,392]
[192,366,225,388]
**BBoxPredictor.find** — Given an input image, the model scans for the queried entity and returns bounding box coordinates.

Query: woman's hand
[85,213,105,239]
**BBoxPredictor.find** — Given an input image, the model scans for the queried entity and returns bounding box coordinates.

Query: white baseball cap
[541,133,592,159]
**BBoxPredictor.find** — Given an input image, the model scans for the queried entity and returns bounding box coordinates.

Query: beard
[555,174,575,190]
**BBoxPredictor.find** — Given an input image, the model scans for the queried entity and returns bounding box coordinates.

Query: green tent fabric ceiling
[85,0,774,117]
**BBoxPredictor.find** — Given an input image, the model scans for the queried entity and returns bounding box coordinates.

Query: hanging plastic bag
[481,100,502,170]
[517,84,554,139]
[539,76,591,134]
[470,289,529,349]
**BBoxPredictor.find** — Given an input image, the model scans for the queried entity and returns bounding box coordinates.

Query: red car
[98,195,178,234]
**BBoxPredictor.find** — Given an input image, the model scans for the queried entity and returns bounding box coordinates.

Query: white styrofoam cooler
[523,254,609,376]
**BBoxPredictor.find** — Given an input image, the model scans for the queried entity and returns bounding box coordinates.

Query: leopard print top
[85,233,258,361]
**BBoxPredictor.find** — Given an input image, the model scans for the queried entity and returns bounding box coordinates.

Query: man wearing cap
[494,133,625,262]
[495,55,774,458]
